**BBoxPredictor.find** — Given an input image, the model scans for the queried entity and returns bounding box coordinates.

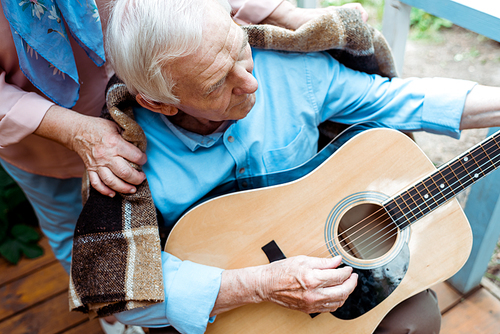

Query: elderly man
[104,0,500,333]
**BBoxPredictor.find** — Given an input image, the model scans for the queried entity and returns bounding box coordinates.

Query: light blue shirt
[116,48,476,333]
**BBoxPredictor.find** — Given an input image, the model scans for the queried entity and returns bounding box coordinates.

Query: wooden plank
[0,261,68,321]
[431,282,463,314]
[63,319,103,334]
[440,288,500,334]
[481,277,500,301]
[0,237,57,287]
[0,292,88,334]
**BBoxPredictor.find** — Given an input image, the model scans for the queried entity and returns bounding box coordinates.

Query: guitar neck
[384,130,500,228]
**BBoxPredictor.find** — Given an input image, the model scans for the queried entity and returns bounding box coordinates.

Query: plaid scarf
[69,7,397,317]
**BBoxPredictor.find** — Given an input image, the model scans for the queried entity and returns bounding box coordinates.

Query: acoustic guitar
[165,122,500,333]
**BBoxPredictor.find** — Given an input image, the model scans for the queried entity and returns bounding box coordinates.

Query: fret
[456,155,476,188]
[493,135,500,150]
[464,151,484,178]
[404,188,426,218]
[479,144,494,168]
[469,147,486,177]
[448,163,465,191]
[440,164,465,194]
[383,199,410,230]
[415,182,439,211]
[383,131,500,231]
[409,186,432,216]
[422,177,447,206]
[483,138,500,169]
[434,169,456,198]
[395,192,418,222]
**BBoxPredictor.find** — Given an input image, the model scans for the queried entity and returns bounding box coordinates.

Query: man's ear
[136,94,178,116]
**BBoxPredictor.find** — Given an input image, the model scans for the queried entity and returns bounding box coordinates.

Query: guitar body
[165,127,473,334]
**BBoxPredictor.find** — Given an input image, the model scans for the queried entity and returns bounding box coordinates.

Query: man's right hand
[258,255,358,314]
[211,255,358,316]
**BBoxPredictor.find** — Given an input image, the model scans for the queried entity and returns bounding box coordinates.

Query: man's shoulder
[251,48,338,71]
[251,48,340,86]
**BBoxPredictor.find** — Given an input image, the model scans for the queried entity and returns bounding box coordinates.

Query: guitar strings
[335,149,499,260]
[307,138,500,261]
[320,147,499,260]
[348,147,500,259]
[316,153,497,261]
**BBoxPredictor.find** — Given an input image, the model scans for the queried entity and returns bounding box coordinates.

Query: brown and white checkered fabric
[69,78,164,317]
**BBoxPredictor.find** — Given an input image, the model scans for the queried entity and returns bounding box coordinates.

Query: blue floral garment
[1,0,105,108]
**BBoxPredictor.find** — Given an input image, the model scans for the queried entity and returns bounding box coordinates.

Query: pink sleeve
[0,72,54,148]
[230,0,284,25]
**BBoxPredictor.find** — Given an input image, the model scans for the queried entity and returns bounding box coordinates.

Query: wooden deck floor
[2,236,500,334]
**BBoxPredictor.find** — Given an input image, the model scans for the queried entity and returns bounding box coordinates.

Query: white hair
[106,0,231,105]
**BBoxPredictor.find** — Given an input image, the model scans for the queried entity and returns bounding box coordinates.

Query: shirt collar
[160,115,232,152]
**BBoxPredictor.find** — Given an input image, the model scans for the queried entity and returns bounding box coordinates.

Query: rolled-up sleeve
[420,77,476,138]
[230,0,283,25]
[0,72,54,148]
[115,251,223,334]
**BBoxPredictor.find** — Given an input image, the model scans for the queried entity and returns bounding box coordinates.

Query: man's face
[167,2,258,124]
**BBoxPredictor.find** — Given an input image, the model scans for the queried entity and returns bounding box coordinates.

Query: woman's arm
[34,104,147,196]
[230,0,368,29]
[260,1,368,29]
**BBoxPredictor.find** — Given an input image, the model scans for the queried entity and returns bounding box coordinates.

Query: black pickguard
[333,243,410,319]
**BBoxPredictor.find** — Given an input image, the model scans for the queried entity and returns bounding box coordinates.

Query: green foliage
[0,165,42,264]
[321,0,385,24]
[409,7,453,40]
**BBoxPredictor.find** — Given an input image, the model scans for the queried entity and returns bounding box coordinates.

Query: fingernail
[130,188,136,194]
[109,193,115,198]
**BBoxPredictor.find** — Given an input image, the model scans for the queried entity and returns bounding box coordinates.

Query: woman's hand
[211,255,358,316]
[71,116,147,196]
[261,1,368,30]
[35,105,147,197]
[341,3,369,22]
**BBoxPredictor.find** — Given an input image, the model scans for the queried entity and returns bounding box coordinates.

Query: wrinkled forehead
[168,4,245,87]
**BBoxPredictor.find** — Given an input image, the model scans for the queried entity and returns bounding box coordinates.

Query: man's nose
[233,71,258,95]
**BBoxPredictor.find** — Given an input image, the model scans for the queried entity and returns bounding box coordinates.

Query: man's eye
[209,80,225,95]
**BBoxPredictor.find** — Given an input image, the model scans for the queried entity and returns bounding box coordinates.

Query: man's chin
[241,94,256,116]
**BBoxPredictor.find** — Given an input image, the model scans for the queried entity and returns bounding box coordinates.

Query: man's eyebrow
[205,30,249,96]
[240,29,249,53]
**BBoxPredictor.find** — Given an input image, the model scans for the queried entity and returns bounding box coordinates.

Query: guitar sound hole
[338,203,397,260]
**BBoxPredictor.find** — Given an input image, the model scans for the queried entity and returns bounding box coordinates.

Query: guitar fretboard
[384,131,500,229]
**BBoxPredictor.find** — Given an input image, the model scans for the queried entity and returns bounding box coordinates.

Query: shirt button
[228,136,235,143]
[239,168,245,174]
[241,181,248,188]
